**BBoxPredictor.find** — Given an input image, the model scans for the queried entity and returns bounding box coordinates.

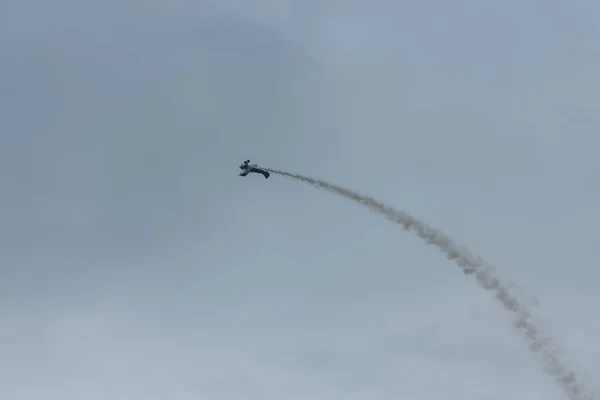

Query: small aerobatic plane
[239,159,270,179]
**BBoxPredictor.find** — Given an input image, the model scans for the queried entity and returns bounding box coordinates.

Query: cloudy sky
[1,0,599,399]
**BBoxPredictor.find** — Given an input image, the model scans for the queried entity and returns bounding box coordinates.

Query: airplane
[239,159,270,179]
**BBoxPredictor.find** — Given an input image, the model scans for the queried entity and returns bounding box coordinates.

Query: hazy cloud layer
[1,0,599,399]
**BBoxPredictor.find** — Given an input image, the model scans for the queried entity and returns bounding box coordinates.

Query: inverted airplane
[239,159,270,179]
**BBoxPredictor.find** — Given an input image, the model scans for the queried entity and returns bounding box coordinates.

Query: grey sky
[1,0,599,399]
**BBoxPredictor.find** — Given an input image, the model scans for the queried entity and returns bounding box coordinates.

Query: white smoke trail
[266,168,593,400]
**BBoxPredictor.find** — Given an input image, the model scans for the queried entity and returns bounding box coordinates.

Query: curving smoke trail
[265,168,593,400]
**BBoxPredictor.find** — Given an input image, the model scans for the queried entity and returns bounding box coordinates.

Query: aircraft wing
[250,167,270,179]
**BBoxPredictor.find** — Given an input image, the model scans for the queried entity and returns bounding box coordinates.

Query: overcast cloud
[1,0,599,399]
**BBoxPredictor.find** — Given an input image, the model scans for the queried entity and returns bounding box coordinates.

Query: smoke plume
[265,168,593,400]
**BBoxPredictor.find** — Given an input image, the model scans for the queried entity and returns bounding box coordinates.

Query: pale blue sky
[1,0,599,399]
